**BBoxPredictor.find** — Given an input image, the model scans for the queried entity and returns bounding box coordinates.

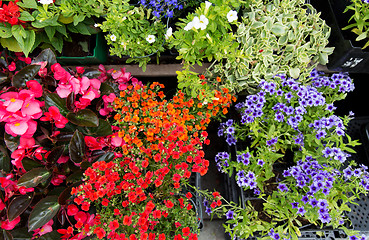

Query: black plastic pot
[310,0,369,73]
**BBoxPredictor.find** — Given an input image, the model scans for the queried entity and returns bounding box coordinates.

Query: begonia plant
[0,48,137,239]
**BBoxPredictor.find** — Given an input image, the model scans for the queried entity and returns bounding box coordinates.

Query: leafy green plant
[205,0,334,94]
[99,0,167,71]
[0,0,109,56]
[343,0,369,49]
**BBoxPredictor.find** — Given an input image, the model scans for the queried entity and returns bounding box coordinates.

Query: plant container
[224,142,369,240]
[310,0,369,73]
[56,32,107,65]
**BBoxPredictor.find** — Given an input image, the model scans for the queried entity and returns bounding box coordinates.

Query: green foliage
[206,0,334,94]
[99,1,167,71]
[343,0,369,49]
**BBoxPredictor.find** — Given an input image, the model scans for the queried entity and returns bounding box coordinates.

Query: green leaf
[58,181,82,205]
[0,145,11,172]
[93,151,115,163]
[22,158,43,172]
[0,25,12,38]
[17,0,38,9]
[289,67,300,79]
[73,15,86,26]
[11,25,25,50]
[44,92,68,115]
[50,37,63,53]
[12,64,41,88]
[271,23,287,36]
[28,196,60,232]
[18,11,35,21]
[7,194,33,221]
[44,27,56,41]
[84,119,112,137]
[32,48,57,68]
[0,37,22,53]
[10,227,32,239]
[17,168,51,188]
[1,230,12,240]
[69,130,85,163]
[46,146,65,164]
[23,30,35,57]
[356,32,367,41]
[67,109,99,127]
[55,26,67,37]
[38,231,62,240]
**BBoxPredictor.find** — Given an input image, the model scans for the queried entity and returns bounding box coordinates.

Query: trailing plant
[203,0,333,95]
[213,69,368,240]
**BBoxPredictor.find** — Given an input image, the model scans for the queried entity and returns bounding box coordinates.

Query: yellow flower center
[10,98,16,102]
[14,123,20,127]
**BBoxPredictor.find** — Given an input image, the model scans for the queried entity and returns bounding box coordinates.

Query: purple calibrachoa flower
[278,183,289,192]
[226,210,235,219]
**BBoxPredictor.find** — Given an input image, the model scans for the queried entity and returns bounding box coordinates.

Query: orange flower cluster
[72,80,235,239]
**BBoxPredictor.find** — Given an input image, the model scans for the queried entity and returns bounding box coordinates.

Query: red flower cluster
[0,0,23,26]
[71,80,235,239]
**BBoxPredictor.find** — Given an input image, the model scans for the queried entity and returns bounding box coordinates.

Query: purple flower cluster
[140,0,183,18]
[363,0,369,3]
[268,228,280,240]
[218,119,236,145]
[236,170,257,189]
[310,115,345,139]
[322,146,350,163]
[310,69,355,93]
[203,198,212,215]
[214,152,230,173]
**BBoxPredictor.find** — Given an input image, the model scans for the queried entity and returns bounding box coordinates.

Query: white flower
[205,1,212,13]
[193,15,208,30]
[110,34,116,41]
[227,10,238,22]
[184,21,194,31]
[94,23,100,28]
[38,0,53,4]
[146,35,155,43]
[198,15,209,30]
[165,27,172,39]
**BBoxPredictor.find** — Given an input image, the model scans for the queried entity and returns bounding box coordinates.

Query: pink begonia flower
[89,78,101,90]
[81,87,100,101]
[34,61,47,77]
[111,134,123,147]
[18,186,34,195]
[34,147,47,161]
[56,84,72,98]
[74,98,91,110]
[8,61,16,71]
[5,117,37,138]
[85,136,104,150]
[1,216,20,230]
[26,80,43,98]
[80,76,91,93]
[0,92,24,113]
[57,155,69,164]
[33,219,53,236]
[99,93,116,116]
[51,174,66,186]
[0,199,5,211]
[40,106,68,128]
[76,66,85,74]
[51,63,72,82]
[21,98,43,119]
[10,137,37,170]
[97,64,114,82]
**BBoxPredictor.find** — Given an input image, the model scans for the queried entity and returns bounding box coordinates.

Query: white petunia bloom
[146,35,155,43]
[205,1,212,11]
[184,21,194,31]
[110,34,117,41]
[198,15,209,30]
[165,27,172,39]
[94,23,100,28]
[192,16,201,29]
[38,0,53,4]
[227,10,238,22]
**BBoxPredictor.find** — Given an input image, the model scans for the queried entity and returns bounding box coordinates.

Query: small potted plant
[204,0,333,95]
[310,0,369,73]
[0,0,108,63]
[213,69,369,240]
